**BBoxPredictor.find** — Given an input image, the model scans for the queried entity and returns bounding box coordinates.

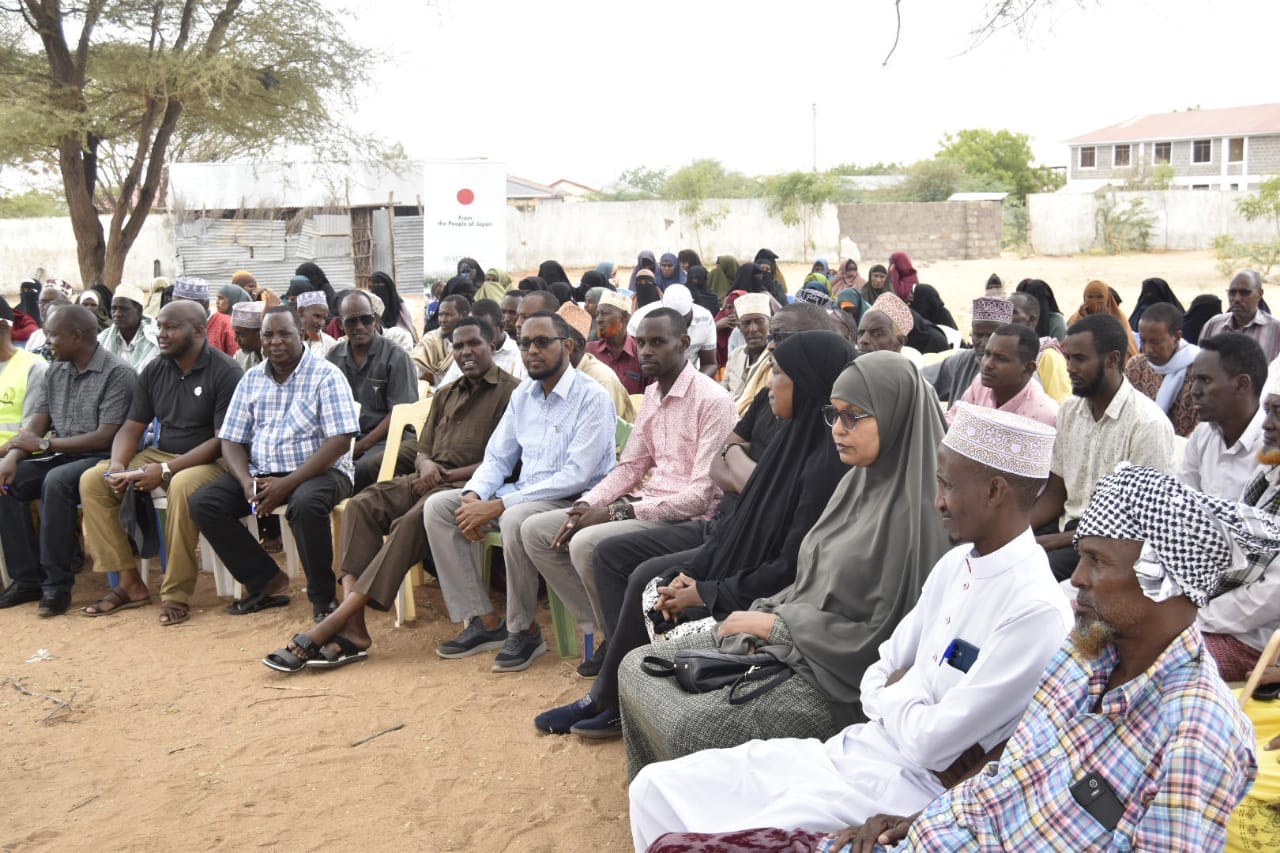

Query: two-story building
[1065,102,1280,191]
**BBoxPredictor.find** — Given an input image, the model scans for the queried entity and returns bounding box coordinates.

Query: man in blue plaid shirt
[190,306,359,621]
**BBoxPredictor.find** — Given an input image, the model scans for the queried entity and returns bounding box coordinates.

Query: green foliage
[829,161,903,176]
[1094,193,1155,254]
[593,166,670,199]
[661,159,759,201]
[895,158,968,202]
[0,188,67,218]
[1213,177,1280,279]
[761,171,843,258]
[936,128,1063,201]
[1236,176,1280,234]
[1002,196,1029,251]
[1150,163,1177,191]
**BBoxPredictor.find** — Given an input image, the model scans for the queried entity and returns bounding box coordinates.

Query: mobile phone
[1070,771,1124,831]
[942,639,980,673]
[1252,682,1280,701]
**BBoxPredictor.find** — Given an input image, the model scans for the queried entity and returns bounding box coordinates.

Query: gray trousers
[423,489,572,632]
[521,508,671,637]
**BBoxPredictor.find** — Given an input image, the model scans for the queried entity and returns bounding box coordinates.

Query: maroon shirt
[586,334,647,394]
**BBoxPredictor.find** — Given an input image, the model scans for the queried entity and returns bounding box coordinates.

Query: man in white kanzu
[628,404,1073,850]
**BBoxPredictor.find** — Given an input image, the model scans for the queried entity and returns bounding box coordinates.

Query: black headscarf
[1016,279,1061,339]
[734,262,766,294]
[18,279,41,324]
[1183,294,1223,344]
[295,262,337,312]
[685,265,719,314]
[677,249,702,270]
[1129,277,1184,331]
[634,276,661,308]
[548,281,574,305]
[425,276,477,332]
[518,276,548,293]
[457,258,483,287]
[537,260,571,286]
[908,284,955,329]
[685,331,856,616]
[574,269,608,302]
[369,271,404,331]
[754,248,785,287]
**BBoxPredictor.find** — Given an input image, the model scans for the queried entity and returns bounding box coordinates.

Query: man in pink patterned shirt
[949,324,1058,429]
[523,308,737,669]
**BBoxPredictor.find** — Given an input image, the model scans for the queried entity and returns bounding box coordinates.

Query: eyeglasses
[822,405,874,430]
[343,314,376,328]
[767,332,793,345]
[517,335,568,351]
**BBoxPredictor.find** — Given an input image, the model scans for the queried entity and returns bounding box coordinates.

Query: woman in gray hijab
[617,351,951,778]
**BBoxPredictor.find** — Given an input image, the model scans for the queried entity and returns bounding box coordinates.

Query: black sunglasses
[822,405,874,430]
[517,335,568,351]
[343,313,376,328]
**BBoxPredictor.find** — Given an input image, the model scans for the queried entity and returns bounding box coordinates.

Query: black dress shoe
[0,585,42,608]
[37,590,71,618]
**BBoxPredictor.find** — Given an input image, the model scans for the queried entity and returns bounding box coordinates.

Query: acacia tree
[0,0,371,288]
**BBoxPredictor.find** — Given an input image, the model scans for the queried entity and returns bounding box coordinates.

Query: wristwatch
[719,442,742,462]
[37,437,50,453]
[608,500,635,522]
[160,462,173,484]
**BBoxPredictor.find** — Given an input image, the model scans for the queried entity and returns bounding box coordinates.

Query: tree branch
[882,0,903,66]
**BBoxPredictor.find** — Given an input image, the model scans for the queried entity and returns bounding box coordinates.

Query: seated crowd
[3,252,1280,851]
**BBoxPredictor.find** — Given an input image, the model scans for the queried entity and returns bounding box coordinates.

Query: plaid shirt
[219,348,360,483]
[882,626,1256,851]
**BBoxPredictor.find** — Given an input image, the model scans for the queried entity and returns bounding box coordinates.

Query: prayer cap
[231,301,265,329]
[1075,463,1280,607]
[943,403,1055,479]
[112,284,146,308]
[44,279,73,298]
[598,291,631,314]
[972,296,1015,324]
[795,288,833,309]
[734,293,773,319]
[1263,366,1280,399]
[557,302,593,339]
[173,276,210,302]
[297,291,327,309]
[662,284,694,315]
[363,291,385,316]
[867,292,914,335]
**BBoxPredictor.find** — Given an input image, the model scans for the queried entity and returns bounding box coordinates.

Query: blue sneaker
[570,705,622,739]
[491,626,547,673]
[435,616,507,659]
[534,695,600,734]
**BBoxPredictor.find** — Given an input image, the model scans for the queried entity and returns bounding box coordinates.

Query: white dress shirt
[1180,405,1264,501]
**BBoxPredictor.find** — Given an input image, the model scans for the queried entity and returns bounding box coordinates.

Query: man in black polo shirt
[78,301,244,625]
[327,290,418,492]
[0,305,137,616]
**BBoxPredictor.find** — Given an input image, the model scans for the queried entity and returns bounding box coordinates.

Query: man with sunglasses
[426,311,617,672]
[327,290,419,492]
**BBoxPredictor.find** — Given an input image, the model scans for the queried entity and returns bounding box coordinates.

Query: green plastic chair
[482,529,581,659]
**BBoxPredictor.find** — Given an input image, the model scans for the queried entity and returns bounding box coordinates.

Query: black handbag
[641,647,794,705]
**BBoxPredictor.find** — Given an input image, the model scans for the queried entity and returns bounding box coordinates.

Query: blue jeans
[0,453,106,594]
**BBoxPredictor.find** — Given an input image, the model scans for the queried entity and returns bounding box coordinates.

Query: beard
[1258,448,1280,467]
[1071,370,1105,399]
[1071,617,1115,659]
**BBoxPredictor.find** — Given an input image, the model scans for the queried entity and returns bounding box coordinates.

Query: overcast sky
[345,0,1280,187]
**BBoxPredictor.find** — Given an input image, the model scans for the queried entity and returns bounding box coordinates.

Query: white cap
[112,284,146,308]
[597,291,631,314]
[942,403,1056,479]
[662,284,693,315]
[734,293,773,319]
[297,291,327,309]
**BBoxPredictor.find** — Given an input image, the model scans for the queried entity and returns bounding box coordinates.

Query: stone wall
[835,201,1003,261]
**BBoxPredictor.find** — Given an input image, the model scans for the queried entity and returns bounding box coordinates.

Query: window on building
[1192,184,1211,190]
[1113,145,1131,167]
[1192,139,1212,163]
[1229,137,1245,163]
[1079,146,1096,169]
[1154,142,1172,163]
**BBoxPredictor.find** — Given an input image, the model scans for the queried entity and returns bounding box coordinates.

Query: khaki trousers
[79,451,226,603]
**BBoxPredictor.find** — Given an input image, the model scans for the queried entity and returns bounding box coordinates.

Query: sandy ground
[0,248,1233,853]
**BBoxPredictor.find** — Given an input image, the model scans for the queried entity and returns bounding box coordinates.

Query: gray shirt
[923,348,979,404]
[326,333,418,437]
[37,344,137,437]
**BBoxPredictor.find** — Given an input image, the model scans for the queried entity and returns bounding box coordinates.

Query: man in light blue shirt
[426,311,616,673]
[190,306,360,621]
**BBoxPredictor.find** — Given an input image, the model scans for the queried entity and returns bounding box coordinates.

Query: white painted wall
[505,199,840,271]
[0,214,176,296]
[1028,190,1277,255]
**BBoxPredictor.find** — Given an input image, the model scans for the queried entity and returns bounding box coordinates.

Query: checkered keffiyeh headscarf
[1074,464,1280,607]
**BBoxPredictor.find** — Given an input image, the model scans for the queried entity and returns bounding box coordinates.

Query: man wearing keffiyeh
[823,463,1272,852]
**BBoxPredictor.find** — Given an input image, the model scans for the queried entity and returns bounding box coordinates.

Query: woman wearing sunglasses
[619,350,951,780]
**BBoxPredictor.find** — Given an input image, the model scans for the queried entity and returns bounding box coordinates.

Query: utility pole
[811,102,818,172]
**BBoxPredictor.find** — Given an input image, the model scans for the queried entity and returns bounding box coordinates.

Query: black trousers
[590,520,708,707]
[0,453,105,593]
[1035,518,1080,582]
[189,469,351,607]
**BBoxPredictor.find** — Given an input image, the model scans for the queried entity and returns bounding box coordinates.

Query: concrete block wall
[835,201,1002,261]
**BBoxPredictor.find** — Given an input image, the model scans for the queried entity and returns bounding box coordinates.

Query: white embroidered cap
[972,296,1014,324]
[296,291,327,309]
[734,293,773,320]
[942,402,1056,480]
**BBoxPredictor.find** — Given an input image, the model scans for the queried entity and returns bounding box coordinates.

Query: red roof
[1067,103,1280,145]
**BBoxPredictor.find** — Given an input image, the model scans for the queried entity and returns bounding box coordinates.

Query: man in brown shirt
[261,316,519,670]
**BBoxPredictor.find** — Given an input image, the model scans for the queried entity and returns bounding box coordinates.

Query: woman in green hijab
[617,351,951,778]
[476,268,510,303]
[707,255,739,302]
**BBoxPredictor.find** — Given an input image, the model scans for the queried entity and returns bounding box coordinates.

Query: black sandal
[262,633,322,673]
[225,591,291,615]
[307,634,369,669]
